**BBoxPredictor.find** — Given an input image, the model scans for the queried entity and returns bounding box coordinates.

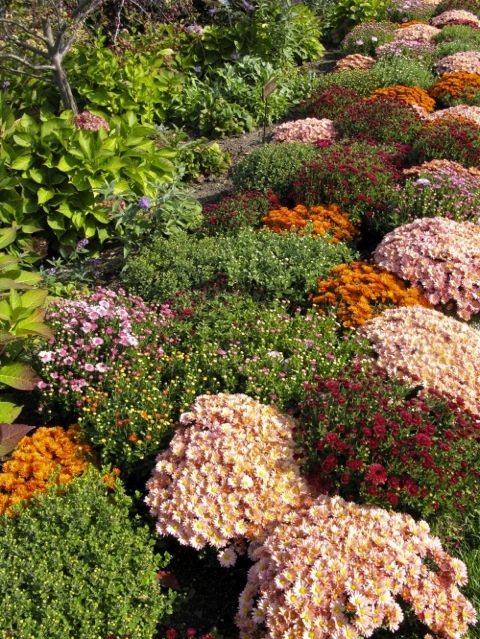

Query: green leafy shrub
[433,0,480,18]
[432,38,480,63]
[0,467,178,639]
[0,107,176,255]
[326,0,390,39]
[312,68,381,96]
[232,142,317,198]
[0,227,53,433]
[121,233,221,301]
[373,55,437,90]
[341,20,397,56]
[65,38,186,123]
[198,97,256,137]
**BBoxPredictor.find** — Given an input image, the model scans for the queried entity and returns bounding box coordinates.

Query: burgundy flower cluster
[300,84,361,121]
[73,111,110,132]
[295,361,480,528]
[202,190,281,236]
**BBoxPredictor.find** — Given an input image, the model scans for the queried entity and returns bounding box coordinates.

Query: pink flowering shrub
[272,119,338,144]
[359,306,480,414]
[429,104,480,126]
[392,23,441,41]
[431,9,480,27]
[145,394,312,559]
[373,217,480,320]
[435,50,480,74]
[73,111,110,132]
[236,495,477,639]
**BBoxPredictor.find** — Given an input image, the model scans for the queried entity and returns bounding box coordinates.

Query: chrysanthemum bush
[271,119,338,144]
[333,54,376,72]
[292,140,404,224]
[366,84,436,111]
[341,20,397,56]
[0,426,92,516]
[409,116,480,166]
[261,203,360,244]
[299,84,362,121]
[433,0,480,18]
[295,359,480,532]
[392,22,440,41]
[429,71,480,106]
[335,95,424,144]
[358,305,480,415]
[375,37,436,61]
[389,159,480,226]
[373,217,480,320]
[435,50,480,75]
[236,495,477,639]
[145,394,312,558]
[311,261,432,328]
[201,190,282,236]
[431,8,480,28]
[429,104,480,126]
[386,0,437,23]
[0,467,177,639]
[34,287,172,422]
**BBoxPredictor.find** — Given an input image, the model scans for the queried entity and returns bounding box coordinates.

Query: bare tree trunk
[52,54,78,114]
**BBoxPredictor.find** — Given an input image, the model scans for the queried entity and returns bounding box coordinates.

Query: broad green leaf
[0,226,17,249]
[17,288,49,311]
[11,154,33,171]
[0,423,35,455]
[77,131,95,161]
[0,403,23,426]
[6,271,41,287]
[8,288,21,311]
[37,188,55,205]
[12,133,32,148]
[26,166,47,183]
[0,362,40,390]
[0,255,19,270]
[47,212,66,231]
[57,154,79,172]
[15,320,54,340]
[0,299,12,320]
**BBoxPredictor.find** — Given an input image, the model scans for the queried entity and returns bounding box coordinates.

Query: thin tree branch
[0,34,49,58]
[0,18,49,45]
[0,52,54,71]
[0,64,56,83]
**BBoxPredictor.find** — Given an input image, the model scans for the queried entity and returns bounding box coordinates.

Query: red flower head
[365,463,388,485]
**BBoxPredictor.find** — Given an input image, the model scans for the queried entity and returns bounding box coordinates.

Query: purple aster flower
[76,238,89,248]
[243,0,253,9]
[138,196,151,209]
[193,66,202,73]
[2,81,10,88]
[231,53,240,60]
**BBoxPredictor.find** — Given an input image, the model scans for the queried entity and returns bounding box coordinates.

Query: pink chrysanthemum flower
[145,394,312,557]
[74,111,110,132]
[236,495,476,639]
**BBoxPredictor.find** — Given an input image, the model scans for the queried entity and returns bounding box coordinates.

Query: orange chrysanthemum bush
[236,496,477,639]
[261,204,360,244]
[145,394,312,565]
[366,85,436,112]
[311,261,432,328]
[429,71,480,106]
[0,425,92,516]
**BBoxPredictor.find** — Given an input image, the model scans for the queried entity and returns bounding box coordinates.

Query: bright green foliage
[232,142,317,197]
[372,56,437,90]
[326,0,390,38]
[66,39,186,123]
[122,228,356,305]
[0,107,176,255]
[0,227,53,434]
[0,467,178,638]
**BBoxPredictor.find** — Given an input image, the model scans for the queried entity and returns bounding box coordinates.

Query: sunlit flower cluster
[429,71,480,106]
[334,54,375,71]
[235,495,476,639]
[392,22,440,40]
[375,37,436,58]
[366,84,436,111]
[373,217,480,319]
[0,426,92,516]
[73,111,110,132]
[431,9,480,27]
[435,51,480,75]
[261,203,360,243]
[312,261,432,328]
[429,104,480,126]
[359,306,480,414]
[404,158,480,178]
[272,118,338,144]
[145,394,312,557]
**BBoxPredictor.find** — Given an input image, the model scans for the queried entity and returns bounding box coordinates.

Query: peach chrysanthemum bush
[431,8,480,27]
[0,426,92,516]
[392,22,440,40]
[235,495,477,639]
[311,261,432,328]
[429,104,480,126]
[261,203,360,244]
[272,118,338,144]
[359,306,480,414]
[145,394,312,561]
[373,217,480,320]
[434,50,480,75]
